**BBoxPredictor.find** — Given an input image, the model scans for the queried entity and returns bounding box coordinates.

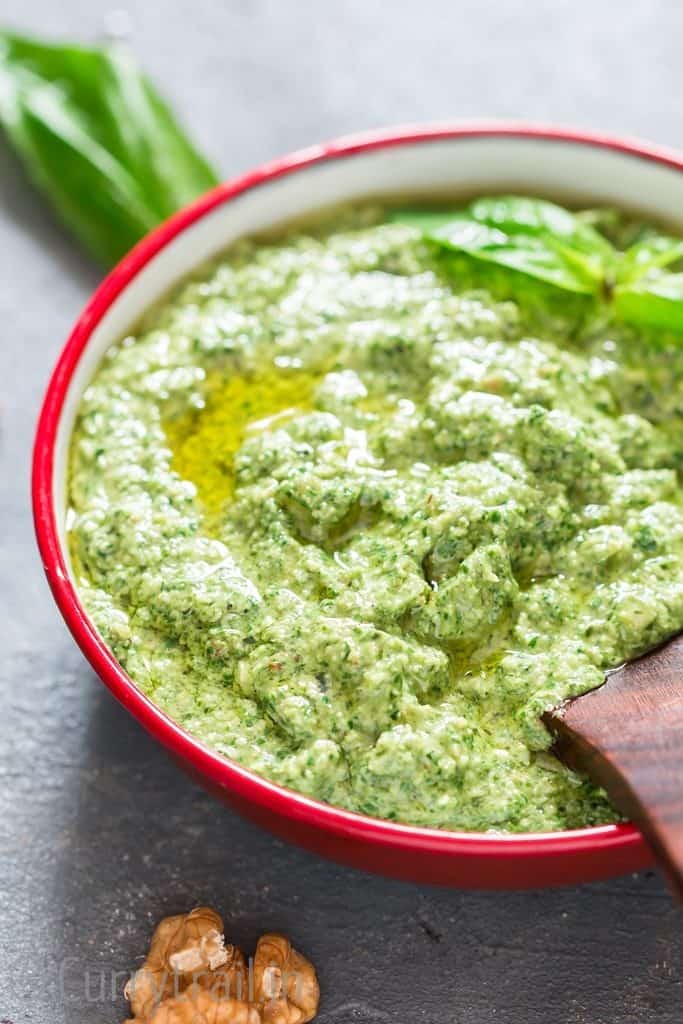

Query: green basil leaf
[0,33,219,265]
[468,195,615,266]
[0,67,159,265]
[94,45,220,218]
[615,274,683,333]
[618,234,683,284]
[425,215,599,294]
[392,196,615,295]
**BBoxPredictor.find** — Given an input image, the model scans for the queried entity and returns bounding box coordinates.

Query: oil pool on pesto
[68,200,683,833]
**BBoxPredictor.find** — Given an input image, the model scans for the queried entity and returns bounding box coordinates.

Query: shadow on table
[44,665,683,1024]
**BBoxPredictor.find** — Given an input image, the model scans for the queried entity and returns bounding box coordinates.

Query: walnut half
[123,907,319,1024]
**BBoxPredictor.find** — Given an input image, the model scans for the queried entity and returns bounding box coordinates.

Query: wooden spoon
[543,634,683,899]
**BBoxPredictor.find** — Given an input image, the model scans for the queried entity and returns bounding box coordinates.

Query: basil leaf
[468,195,615,266]
[0,65,160,265]
[432,217,603,293]
[618,234,683,284]
[392,196,615,295]
[0,33,219,265]
[615,273,683,333]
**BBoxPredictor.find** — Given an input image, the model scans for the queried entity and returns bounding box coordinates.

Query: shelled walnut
[124,906,319,1024]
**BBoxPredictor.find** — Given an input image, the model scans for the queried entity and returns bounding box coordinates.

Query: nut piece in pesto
[69,202,683,833]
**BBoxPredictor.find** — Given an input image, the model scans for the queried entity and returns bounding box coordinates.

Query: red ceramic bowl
[33,123,683,888]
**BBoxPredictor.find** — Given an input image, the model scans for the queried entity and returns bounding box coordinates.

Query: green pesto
[68,204,683,833]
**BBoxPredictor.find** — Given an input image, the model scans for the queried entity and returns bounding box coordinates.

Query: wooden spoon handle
[544,636,683,900]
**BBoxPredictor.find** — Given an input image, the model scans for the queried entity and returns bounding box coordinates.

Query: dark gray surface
[1,2,682,1021]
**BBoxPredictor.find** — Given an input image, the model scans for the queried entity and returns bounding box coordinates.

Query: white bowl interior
[53,133,683,551]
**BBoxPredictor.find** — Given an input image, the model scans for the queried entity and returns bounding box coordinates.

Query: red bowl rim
[32,120,683,867]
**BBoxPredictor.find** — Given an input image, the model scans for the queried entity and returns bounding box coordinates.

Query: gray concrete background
[1,2,682,1022]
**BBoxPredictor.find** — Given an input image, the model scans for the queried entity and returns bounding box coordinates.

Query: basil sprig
[393,197,683,334]
[0,33,219,265]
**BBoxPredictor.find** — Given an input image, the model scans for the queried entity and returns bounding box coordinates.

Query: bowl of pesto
[34,125,683,887]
